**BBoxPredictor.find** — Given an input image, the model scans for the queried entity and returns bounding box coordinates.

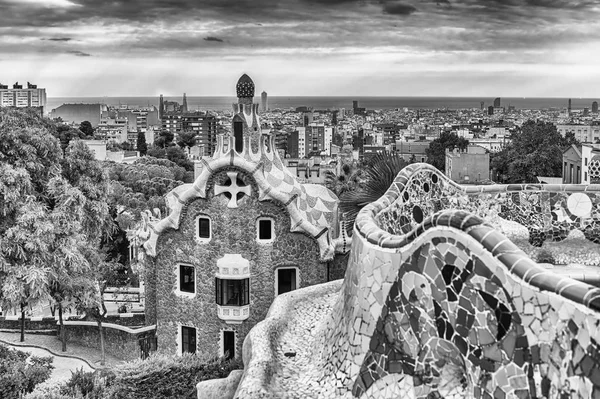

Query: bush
[0,344,54,398]
[59,368,113,399]
[536,249,556,264]
[103,353,243,399]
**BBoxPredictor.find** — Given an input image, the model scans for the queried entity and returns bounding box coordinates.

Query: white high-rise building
[0,82,47,110]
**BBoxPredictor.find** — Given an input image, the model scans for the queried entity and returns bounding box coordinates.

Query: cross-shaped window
[214,172,251,208]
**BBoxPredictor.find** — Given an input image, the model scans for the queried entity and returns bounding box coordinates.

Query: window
[234,120,243,152]
[181,326,196,354]
[222,330,235,360]
[179,265,195,294]
[197,216,211,241]
[276,268,298,295]
[216,278,250,306]
[257,218,274,242]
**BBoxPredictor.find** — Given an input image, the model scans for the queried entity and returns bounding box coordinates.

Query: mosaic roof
[139,133,346,262]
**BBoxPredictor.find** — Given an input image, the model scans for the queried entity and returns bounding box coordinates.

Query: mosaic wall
[377,163,600,246]
[230,163,600,399]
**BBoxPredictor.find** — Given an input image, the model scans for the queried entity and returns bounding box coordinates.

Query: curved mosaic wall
[377,163,600,246]
[230,164,600,399]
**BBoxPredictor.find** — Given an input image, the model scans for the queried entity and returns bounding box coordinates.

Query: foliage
[59,367,113,399]
[103,156,186,228]
[54,125,85,154]
[154,130,174,148]
[491,120,577,183]
[79,121,94,137]
[176,130,198,149]
[102,352,242,399]
[136,131,148,156]
[0,108,115,344]
[425,131,469,171]
[536,249,556,265]
[339,151,408,233]
[324,162,363,197]
[0,344,54,398]
[147,145,194,171]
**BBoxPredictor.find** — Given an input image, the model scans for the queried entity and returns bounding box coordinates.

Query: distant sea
[46,96,599,112]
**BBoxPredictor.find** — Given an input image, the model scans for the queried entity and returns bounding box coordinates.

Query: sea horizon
[46,96,598,113]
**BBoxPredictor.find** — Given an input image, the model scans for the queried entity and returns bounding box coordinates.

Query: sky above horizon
[0,0,599,97]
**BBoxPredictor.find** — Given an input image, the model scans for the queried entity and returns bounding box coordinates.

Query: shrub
[0,344,54,398]
[536,249,556,264]
[103,353,243,399]
[59,368,114,399]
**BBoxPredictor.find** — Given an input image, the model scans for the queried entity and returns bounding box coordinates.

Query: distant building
[493,97,501,108]
[593,101,599,113]
[487,106,494,116]
[0,82,47,111]
[556,123,600,143]
[584,108,590,117]
[445,145,490,184]
[394,140,430,163]
[562,144,600,184]
[180,112,218,156]
[182,93,188,113]
[568,98,572,116]
[51,103,105,127]
[261,91,268,112]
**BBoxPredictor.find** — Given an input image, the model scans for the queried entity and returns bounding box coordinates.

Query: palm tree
[324,162,363,198]
[339,151,408,233]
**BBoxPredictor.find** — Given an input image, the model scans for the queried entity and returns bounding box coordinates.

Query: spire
[182,93,188,113]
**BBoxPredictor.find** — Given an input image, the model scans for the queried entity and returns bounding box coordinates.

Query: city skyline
[0,0,599,97]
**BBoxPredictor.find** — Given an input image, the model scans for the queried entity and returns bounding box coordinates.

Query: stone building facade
[139,74,349,359]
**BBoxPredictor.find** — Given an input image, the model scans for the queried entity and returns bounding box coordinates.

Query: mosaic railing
[317,165,600,399]
[377,163,600,246]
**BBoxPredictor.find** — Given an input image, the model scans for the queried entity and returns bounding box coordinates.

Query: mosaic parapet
[316,165,600,398]
[234,280,343,398]
[377,162,600,246]
[138,134,348,262]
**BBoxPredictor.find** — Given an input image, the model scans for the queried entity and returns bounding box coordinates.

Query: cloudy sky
[0,0,598,97]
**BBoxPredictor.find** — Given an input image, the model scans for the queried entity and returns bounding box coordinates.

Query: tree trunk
[20,306,25,343]
[49,301,56,317]
[97,319,106,366]
[58,303,67,352]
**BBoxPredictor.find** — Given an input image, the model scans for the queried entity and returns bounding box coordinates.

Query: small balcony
[217,305,250,324]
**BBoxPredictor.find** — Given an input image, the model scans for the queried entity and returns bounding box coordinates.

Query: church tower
[232,74,261,153]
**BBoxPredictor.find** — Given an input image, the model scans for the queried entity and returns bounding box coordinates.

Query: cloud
[382,2,417,15]
[204,36,224,42]
[44,37,72,41]
[67,50,91,56]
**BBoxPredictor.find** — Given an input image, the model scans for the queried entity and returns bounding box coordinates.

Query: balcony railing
[217,304,250,324]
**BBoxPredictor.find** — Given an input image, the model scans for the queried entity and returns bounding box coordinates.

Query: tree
[339,151,408,233]
[154,130,174,148]
[425,131,469,171]
[0,109,114,345]
[137,131,148,156]
[147,145,193,171]
[54,125,85,154]
[79,121,94,137]
[491,120,575,183]
[324,162,363,198]
[177,130,198,149]
[120,141,134,151]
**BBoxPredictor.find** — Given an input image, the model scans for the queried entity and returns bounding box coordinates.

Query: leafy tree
[79,120,94,137]
[54,125,85,154]
[177,130,198,149]
[147,145,193,171]
[154,130,174,148]
[120,141,134,151]
[0,109,114,345]
[339,151,408,233]
[137,131,148,156]
[425,131,469,171]
[491,120,576,183]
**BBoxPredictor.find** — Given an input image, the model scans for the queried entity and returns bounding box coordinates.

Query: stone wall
[64,323,152,361]
[150,167,330,359]
[0,317,58,332]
